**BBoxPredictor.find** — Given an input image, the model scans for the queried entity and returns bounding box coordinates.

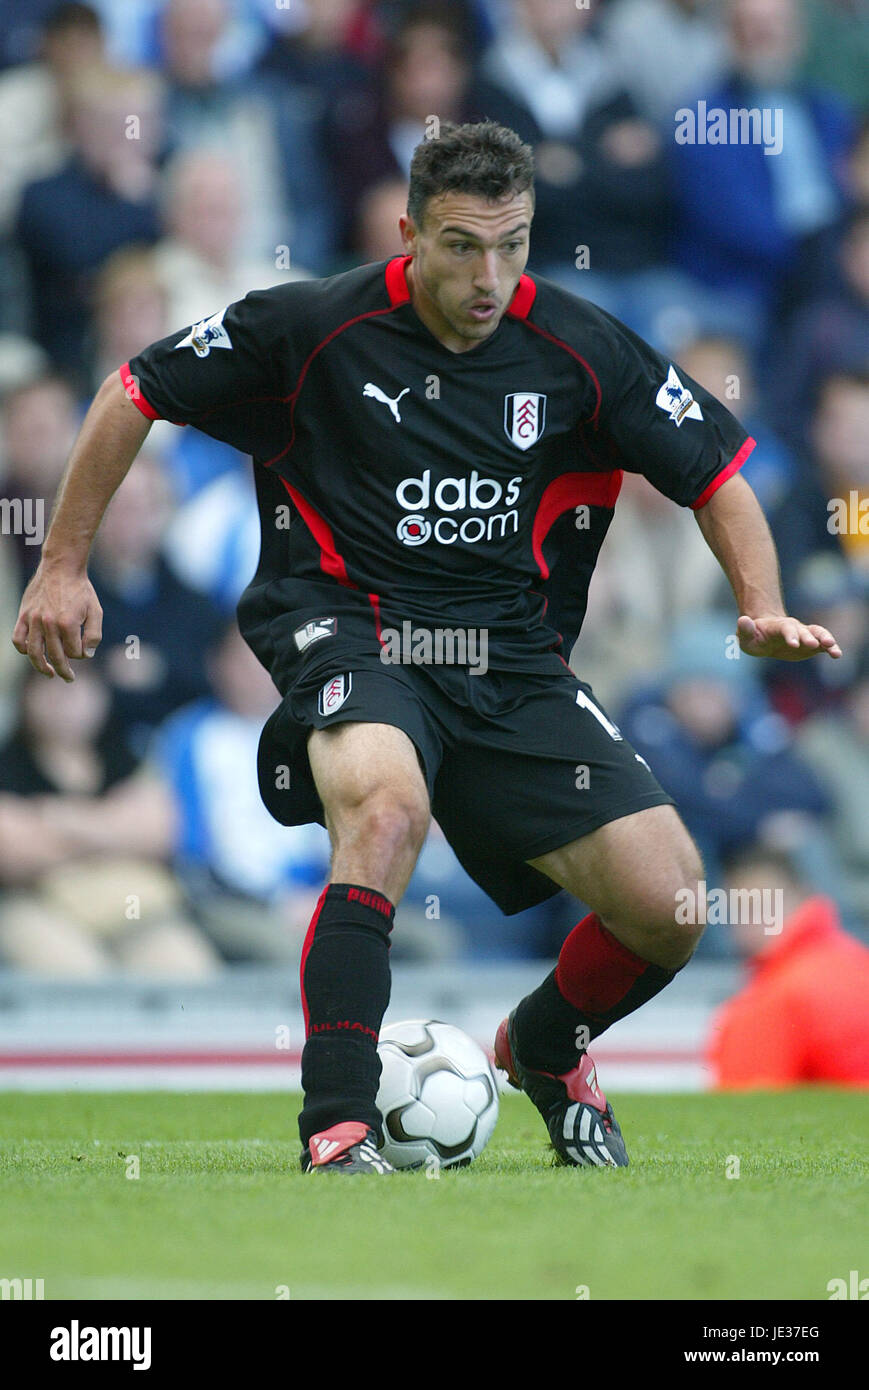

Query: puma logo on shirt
[363,382,410,422]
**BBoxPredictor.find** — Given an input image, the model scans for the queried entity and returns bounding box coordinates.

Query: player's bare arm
[693,471,842,661]
[11,371,152,682]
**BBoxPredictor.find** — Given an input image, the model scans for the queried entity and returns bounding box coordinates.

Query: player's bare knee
[658,858,707,957]
[657,915,704,968]
[344,787,429,863]
[604,863,705,968]
[672,844,707,956]
[640,838,706,963]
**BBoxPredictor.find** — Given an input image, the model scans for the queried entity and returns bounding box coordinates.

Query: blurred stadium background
[0,0,866,1093]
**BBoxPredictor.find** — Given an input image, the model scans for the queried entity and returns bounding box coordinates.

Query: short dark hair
[720,843,808,890]
[407,120,535,227]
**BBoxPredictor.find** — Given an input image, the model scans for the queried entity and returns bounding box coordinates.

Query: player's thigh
[529,803,703,932]
[307,720,431,848]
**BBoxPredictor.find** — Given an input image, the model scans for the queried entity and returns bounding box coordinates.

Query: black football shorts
[256,633,674,915]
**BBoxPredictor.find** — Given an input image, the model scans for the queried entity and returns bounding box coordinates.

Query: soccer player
[13,123,842,1173]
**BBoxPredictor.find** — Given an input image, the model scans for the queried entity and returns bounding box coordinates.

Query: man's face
[728,0,801,81]
[723,863,801,960]
[400,190,533,353]
[813,380,869,487]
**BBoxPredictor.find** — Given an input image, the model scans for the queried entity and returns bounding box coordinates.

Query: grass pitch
[1,1089,866,1300]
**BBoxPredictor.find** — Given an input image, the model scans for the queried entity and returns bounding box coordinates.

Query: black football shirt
[123,256,755,685]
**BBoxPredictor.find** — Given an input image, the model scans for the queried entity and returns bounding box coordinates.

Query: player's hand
[736,614,842,661]
[12,563,103,682]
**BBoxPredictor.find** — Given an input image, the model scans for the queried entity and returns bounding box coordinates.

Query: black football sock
[514,911,679,1074]
[298,882,394,1148]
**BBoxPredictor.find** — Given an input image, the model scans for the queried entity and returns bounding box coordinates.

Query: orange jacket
[706,896,869,1088]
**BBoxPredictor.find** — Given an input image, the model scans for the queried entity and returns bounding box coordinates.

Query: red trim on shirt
[279,478,383,638]
[532,470,623,579]
[119,362,160,420]
[262,302,403,468]
[367,591,383,644]
[385,255,412,305]
[280,478,356,587]
[507,273,537,319]
[385,258,536,318]
[690,436,757,510]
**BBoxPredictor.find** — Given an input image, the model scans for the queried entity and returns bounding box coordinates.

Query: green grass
[1,1090,866,1300]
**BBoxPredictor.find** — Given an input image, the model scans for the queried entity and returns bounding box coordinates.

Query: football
[376,1019,500,1170]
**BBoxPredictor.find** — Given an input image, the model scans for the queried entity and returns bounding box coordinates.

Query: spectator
[770,368,869,589]
[0,0,71,71]
[153,147,309,333]
[261,0,382,272]
[87,452,224,752]
[601,0,727,124]
[770,204,869,451]
[257,0,373,122]
[87,244,169,393]
[670,0,853,344]
[13,62,164,377]
[0,661,218,976]
[93,0,268,74]
[0,3,104,241]
[151,622,330,961]
[706,845,869,1087]
[327,4,474,253]
[160,0,334,271]
[353,176,408,263]
[0,373,80,584]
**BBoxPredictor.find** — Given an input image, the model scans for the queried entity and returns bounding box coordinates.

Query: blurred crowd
[0,0,866,976]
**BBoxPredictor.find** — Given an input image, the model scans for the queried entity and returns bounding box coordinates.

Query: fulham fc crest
[504,393,546,450]
[318,673,352,717]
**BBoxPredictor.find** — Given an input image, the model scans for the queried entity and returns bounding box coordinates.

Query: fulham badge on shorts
[504,392,546,450]
[318,673,352,717]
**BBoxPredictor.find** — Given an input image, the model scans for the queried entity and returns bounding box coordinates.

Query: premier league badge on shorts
[318,673,352,716]
[294,617,337,652]
[504,393,546,450]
